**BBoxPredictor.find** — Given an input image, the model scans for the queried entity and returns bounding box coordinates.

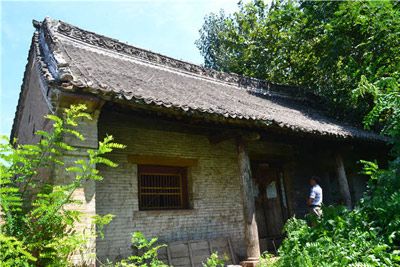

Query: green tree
[0,105,125,266]
[196,0,400,123]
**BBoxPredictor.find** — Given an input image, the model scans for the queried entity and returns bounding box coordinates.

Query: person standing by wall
[307,176,323,218]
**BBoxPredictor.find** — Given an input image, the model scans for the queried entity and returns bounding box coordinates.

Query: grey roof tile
[25,17,385,141]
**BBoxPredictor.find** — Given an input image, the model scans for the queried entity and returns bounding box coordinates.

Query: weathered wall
[13,48,102,264]
[248,139,369,217]
[285,147,369,217]
[13,57,51,144]
[96,110,246,263]
[287,150,334,217]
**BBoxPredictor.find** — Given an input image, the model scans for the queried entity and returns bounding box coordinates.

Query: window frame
[137,165,189,210]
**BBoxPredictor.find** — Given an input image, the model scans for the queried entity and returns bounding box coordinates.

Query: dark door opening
[252,162,289,253]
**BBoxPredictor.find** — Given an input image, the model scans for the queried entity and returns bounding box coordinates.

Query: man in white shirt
[307,176,323,218]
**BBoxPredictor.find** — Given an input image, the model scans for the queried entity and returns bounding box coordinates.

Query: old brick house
[12,18,386,266]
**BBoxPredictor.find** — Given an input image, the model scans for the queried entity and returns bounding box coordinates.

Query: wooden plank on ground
[188,241,194,267]
[166,237,236,267]
[169,243,190,258]
[228,238,236,264]
[166,246,172,265]
[190,240,212,266]
[171,256,191,267]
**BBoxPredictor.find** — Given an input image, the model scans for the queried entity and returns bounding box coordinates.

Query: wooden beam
[54,90,105,113]
[242,132,261,142]
[237,137,260,264]
[208,130,260,145]
[335,153,352,209]
[208,131,236,144]
[127,155,198,167]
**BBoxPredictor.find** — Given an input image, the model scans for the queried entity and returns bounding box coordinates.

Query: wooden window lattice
[138,165,188,210]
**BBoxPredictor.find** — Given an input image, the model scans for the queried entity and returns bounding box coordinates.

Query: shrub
[271,205,399,267]
[0,105,124,266]
[202,252,227,267]
[116,232,169,267]
[0,234,36,266]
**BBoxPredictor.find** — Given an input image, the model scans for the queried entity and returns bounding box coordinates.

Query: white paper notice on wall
[266,181,277,199]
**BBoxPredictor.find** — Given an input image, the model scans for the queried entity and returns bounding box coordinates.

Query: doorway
[252,162,289,253]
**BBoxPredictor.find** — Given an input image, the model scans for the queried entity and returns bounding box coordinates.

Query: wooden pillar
[237,138,260,264]
[335,153,352,209]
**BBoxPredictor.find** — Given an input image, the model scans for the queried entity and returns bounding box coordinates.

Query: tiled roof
[15,17,385,141]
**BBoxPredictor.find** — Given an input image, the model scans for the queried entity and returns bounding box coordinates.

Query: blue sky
[0,0,243,137]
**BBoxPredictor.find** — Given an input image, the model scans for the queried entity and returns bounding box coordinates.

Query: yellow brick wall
[97,111,246,263]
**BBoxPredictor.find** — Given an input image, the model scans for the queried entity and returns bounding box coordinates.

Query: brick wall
[13,56,51,144]
[97,111,246,263]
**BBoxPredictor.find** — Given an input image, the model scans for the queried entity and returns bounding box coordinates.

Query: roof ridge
[43,17,306,98]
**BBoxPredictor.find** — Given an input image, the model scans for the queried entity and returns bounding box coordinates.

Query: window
[138,165,189,210]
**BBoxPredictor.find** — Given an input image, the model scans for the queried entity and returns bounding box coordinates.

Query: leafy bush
[258,252,277,266]
[0,105,124,266]
[0,234,36,266]
[116,232,169,267]
[202,252,227,267]
[272,206,398,267]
